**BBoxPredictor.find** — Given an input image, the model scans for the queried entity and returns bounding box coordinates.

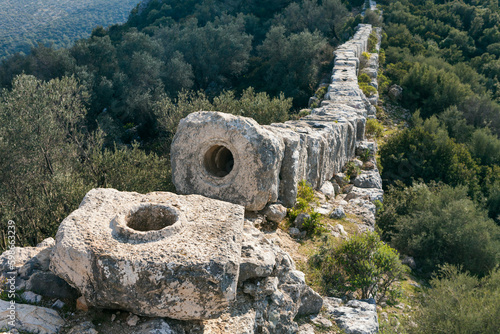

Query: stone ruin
[171,24,381,212]
[0,24,382,334]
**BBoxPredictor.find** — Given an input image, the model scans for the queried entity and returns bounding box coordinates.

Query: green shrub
[378,183,500,277]
[344,161,361,180]
[411,265,500,334]
[314,85,328,99]
[366,118,384,138]
[359,82,377,97]
[310,232,407,301]
[287,180,326,236]
[358,73,371,84]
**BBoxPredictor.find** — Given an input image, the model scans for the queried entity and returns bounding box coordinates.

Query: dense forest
[0,0,140,59]
[2,0,500,331]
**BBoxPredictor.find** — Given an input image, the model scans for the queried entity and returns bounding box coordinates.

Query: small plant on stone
[287,180,317,222]
[366,118,384,138]
[359,149,371,163]
[344,161,361,180]
[314,85,328,99]
[301,211,327,236]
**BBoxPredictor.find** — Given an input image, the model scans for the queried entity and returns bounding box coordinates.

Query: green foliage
[287,180,326,236]
[0,75,172,249]
[380,118,480,198]
[154,87,292,148]
[310,232,407,301]
[366,118,384,138]
[344,161,361,180]
[401,63,473,117]
[378,183,500,277]
[411,265,500,334]
[358,73,371,84]
[359,83,377,97]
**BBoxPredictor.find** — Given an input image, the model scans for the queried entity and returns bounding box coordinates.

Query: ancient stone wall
[171,24,378,211]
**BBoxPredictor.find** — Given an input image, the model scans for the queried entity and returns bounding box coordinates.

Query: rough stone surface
[345,187,384,202]
[67,321,98,334]
[297,286,323,316]
[324,298,379,334]
[294,213,311,229]
[21,291,42,304]
[26,271,79,300]
[171,111,284,211]
[330,207,346,219]
[320,181,335,199]
[50,188,245,320]
[298,324,316,334]
[0,300,65,334]
[353,170,382,189]
[261,203,287,223]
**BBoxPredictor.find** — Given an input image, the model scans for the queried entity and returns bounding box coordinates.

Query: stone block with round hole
[170,111,284,211]
[50,188,244,320]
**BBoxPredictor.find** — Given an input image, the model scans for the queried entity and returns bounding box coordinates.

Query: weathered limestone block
[50,188,245,320]
[324,298,379,334]
[265,125,304,207]
[0,300,65,334]
[171,111,284,211]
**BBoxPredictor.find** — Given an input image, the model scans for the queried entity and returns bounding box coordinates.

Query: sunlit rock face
[50,188,245,320]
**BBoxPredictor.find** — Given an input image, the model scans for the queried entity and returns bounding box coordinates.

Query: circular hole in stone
[203,145,234,177]
[126,205,178,231]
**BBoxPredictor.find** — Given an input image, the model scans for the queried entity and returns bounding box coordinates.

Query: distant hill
[0,0,140,59]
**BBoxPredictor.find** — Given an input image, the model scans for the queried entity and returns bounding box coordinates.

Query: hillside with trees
[1,0,500,331]
[0,0,140,59]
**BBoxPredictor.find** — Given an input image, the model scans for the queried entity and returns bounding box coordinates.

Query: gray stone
[135,319,180,334]
[50,188,245,320]
[51,300,65,310]
[334,173,349,188]
[319,181,335,199]
[26,271,79,300]
[0,300,65,334]
[288,227,301,238]
[67,321,98,334]
[171,111,284,211]
[388,84,403,101]
[345,187,383,202]
[297,286,323,316]
[21,291,42,304]
[325,299,379,334]
[294,213,311,229]
[353,171,382,189]
[239,226,276,283]
[298,324,315,334]
[261,203,287,223]
[310,314,333,328]
[330,207,346,219]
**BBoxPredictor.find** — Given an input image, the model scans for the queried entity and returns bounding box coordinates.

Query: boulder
[297,286,323,316]
[26,271,79,300]
[261,204,287,223]
[171,111,284,211]
[294,213,311,230]
[324,298,379,334]
[353,170,382,189]
[0,300,65,334]
[345,187,383,202]
[50,188,245,320]
[330,207,346,219]
[319,181,335,199]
